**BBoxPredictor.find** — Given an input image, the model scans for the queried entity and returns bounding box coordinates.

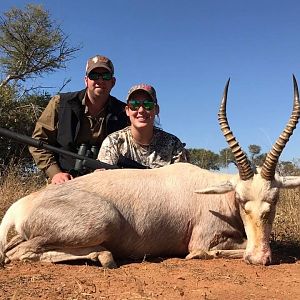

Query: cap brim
[126,88,157,102]
[87,63,112,74]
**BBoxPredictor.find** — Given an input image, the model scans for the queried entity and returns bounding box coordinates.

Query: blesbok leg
[186,249,244,260]
[5,238,117,268]
[39,247,117,268]
[4,234,25,252]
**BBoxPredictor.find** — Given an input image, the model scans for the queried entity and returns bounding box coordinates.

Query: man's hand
[51,172,73,184]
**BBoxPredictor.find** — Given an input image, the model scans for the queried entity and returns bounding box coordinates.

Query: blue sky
[1,0,300,162]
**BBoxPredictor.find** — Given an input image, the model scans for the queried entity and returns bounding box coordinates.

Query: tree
[277,160,300,176]
[188,144,300,175]
[252,153,266,167]
[248,144,261,161]
[0,4,80,174]
[218,147,235,168]
[248,144,267,166]
[189,148,220,170]
[0,4,80,88]
[0,87,50,173]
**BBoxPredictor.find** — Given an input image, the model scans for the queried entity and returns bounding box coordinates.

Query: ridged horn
[260,75,300,181]
[218,79,254,180]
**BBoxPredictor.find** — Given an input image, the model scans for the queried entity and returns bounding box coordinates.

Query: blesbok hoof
[97,251,117,269]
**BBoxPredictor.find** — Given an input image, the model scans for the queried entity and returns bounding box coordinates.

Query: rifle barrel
[0,127,149,170]
[0,127,118,170]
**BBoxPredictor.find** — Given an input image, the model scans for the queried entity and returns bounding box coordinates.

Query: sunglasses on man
[87,71,113,81]
[127,99,156,111]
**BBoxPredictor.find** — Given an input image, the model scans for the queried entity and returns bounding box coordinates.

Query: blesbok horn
[218,79,254,180]
[260,75,300,181]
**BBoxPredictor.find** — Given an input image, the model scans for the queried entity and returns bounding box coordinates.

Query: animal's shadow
[270,241,300,265]
[58,242,299,267]
[57,256,172,267]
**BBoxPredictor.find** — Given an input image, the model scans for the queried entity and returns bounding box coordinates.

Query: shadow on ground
[271,240,300,264]
[57,242,299,268]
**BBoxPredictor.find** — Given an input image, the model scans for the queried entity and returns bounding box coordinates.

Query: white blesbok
[0,76,300,268]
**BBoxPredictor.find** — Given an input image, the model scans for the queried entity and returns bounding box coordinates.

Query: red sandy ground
[0,254,299,300]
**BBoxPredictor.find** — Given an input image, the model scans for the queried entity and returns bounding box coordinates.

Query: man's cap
[85,55,114,75]
[126,84,157,103]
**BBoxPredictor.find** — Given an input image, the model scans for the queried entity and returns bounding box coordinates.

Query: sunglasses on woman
[127,99,156,111]
[87,71,113,81]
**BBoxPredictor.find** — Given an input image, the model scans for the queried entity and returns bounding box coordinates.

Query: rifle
[0,127,148,171]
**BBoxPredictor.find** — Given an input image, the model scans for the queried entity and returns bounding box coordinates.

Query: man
[29,54,129,184]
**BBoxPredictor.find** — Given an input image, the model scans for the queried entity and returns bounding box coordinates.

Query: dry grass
[272,188,300,243]
[0,166,45,219]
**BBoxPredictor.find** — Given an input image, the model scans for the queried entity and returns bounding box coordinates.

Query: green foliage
[252,153,267,167]
[218,147,235,168]
[248,144,266,166]
[0,89,49,132]
[277,161,300,176]
[0,85,50,171]
[219,145,265,168]
[0,4,79,173]
[0,4,80,87]
[248,144,260,159]
[189,144,300,175]
[248,144,261,156]
[189,148,220,170]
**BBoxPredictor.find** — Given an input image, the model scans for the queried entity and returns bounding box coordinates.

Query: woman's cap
[126,84,157,103]
[86,55,114,75]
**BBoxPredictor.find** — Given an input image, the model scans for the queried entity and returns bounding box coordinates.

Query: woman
[97,84,189,168]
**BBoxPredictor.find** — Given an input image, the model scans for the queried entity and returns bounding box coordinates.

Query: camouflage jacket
[97,126,189,168]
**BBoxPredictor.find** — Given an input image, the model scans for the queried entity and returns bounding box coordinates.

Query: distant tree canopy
[188,145,300,175]
[189,147,237,170]
[0,4,80,174]
[0,4,80,88]
[189,148,220,170]
[218,147,235,168]
[277,160,300,176]
[248,144,266,167]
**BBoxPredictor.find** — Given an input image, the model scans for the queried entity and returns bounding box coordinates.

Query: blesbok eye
[239,202,251,215]
[243,207,251,215]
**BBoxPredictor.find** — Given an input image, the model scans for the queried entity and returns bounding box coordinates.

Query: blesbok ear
[277,176,300,188]
[195,181,234,194]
